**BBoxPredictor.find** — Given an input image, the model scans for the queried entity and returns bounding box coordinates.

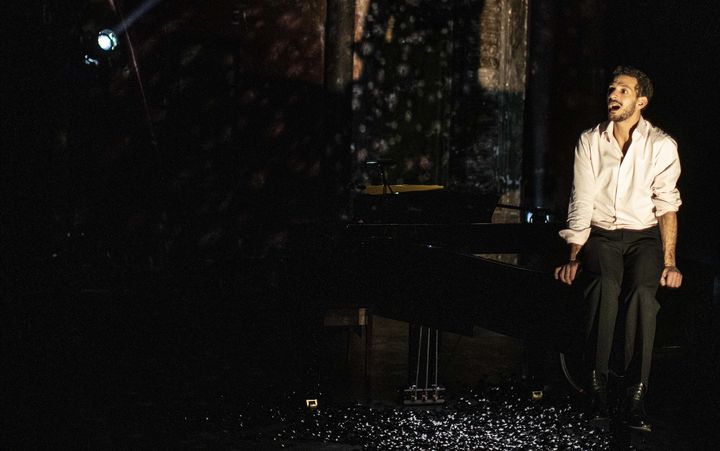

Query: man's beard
[608,103,635,122]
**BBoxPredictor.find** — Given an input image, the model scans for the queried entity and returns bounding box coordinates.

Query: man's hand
[554,260,581,285]
[660,265,683,288]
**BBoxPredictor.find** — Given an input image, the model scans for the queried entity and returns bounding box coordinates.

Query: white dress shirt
[559,117,682,246]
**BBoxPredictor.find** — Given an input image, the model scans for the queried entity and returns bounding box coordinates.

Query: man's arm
[658,211,682,288]
[559,134,596,245]
[555,134,594,285]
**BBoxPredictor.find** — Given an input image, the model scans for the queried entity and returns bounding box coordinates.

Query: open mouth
[608,104,621,112]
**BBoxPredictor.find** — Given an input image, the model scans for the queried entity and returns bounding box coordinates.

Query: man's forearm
[658,211,678,266]
[568,243,582,261]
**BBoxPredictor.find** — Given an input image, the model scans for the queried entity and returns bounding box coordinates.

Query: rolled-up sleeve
[652,137,682,216]
[559,134,596,245]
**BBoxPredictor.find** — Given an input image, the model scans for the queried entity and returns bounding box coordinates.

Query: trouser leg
[622,232,663,386]
[581,233,624,377]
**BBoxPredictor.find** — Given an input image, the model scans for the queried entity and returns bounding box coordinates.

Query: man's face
[607,75,646,122]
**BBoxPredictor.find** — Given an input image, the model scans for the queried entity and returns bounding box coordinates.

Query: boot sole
[628,424,652,433]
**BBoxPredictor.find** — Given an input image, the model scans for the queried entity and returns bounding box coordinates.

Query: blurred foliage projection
[352,1,455,186]
[352,0,528,196]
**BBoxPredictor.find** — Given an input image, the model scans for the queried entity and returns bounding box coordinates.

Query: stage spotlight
[97,29,118,51]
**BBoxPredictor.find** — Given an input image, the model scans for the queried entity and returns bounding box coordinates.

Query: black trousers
[580,226,663,386]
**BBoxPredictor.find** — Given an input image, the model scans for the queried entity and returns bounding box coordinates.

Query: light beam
[99,0,164,51]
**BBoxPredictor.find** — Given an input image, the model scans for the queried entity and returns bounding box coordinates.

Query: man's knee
[584,275,621,301]
[627,285,661,315]
[600,276,622,295]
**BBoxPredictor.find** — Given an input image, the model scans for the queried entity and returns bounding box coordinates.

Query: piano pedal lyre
[404,326,445,405]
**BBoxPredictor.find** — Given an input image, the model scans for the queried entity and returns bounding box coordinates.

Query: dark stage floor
[4,262,719,450]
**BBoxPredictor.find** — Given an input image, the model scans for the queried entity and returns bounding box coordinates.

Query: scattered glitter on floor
[217,384,615,450]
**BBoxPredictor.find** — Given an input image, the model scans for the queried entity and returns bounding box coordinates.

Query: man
[554,66,683,432]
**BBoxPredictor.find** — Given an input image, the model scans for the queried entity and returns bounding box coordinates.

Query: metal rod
[414,326,423,388]
[434,329,439,386]
[425,326,430,390]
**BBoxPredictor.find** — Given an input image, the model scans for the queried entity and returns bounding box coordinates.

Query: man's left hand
[660,265,683,288]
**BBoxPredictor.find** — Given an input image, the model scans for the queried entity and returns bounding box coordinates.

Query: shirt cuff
[652,189,682,217]
[653,201,681,217]
[559,228,590,246]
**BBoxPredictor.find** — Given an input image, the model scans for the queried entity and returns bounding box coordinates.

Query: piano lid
[354,187,499,225]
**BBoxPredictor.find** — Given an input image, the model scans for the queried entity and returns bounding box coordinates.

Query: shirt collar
[601,116,649,142]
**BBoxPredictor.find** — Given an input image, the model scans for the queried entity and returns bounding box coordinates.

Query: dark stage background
[3,0,720,448]
[4,0,720,266]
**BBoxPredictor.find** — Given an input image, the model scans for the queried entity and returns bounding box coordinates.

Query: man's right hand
[554,260,581,285]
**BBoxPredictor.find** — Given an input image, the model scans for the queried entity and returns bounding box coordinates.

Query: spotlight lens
[97,29,118,51]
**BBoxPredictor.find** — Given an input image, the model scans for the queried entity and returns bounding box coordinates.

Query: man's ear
[638,96,649,110]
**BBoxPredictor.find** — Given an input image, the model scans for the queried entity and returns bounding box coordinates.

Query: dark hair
[612,66,654,101]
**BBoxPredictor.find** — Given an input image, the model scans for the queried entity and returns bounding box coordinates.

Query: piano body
[283,185,717,398]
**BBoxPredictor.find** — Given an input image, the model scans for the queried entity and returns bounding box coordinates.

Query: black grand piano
[283,183,717,400]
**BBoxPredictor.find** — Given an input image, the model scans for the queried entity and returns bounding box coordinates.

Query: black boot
[627,382,652,432]
[589,370,609,427]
